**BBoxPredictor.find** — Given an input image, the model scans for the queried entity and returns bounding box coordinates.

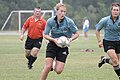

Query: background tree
[0,0,120,30]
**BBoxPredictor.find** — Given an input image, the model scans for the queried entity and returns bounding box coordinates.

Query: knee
[32,50,39,57]
[33,53,37,57]
[45,65,52,71]
[112,58,119,65]
[55,69,63,74]
[25,50,31,56]
[25,53,30,57]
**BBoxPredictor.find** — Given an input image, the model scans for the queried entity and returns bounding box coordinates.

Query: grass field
[0,31,119,80]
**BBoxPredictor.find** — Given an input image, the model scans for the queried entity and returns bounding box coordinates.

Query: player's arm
[95,16,108,43]
[95,17,106,48]
[69,19,79,42]
[43,34,55,42]
[43,34,59,45]
[96,30,103,48]
[20,18,29,41]
[20,27,26,41]
[43,19,58,42]
[96,30,101,43]
[69,31,79,42]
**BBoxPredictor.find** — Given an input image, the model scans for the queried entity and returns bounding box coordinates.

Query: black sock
[29,55,37,66]
[26,56,30,60]
[113,65,120,78]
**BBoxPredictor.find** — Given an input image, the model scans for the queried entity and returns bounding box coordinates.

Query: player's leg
[113,44,120,79]
[54,61,65,74]
[116,43,120,79]
[107,49,120,79]
[25,37,33,69]
[25,49,31,63]
[117,54,120,79]
[25,49,31,58]
[29,38,42,69]
[40,58,54,80]
[28,47,39,69]
[107,49,119,66]
[98,39,113,68]
[40,41,56,80]
[54,47,69,74]
[84,26,89,40]
[98,55,112,68]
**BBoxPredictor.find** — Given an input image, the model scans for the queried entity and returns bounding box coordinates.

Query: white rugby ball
[57,36,69,48]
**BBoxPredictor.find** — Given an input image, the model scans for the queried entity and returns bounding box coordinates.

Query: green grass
[0,34,118,80]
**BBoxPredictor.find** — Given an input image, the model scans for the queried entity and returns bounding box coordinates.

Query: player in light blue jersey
[95,2,120,79]
[39,3,79,80]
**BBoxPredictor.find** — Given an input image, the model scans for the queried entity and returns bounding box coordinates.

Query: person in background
[20,7,46,69]
[82,17,89,40]
[39,3,79,80]
[95,2,120,79]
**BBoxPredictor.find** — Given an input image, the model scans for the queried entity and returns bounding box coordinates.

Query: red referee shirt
[22,16,46,39]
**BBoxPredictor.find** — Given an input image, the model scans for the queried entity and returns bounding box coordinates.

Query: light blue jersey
[44,16,78,38]
[95,15,120,41]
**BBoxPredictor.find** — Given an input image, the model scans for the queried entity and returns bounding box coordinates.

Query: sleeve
[44,19,51,35]
[42,19,46,30]
[69,19,78,34]
[22,17,30,30]
[95,17,107,31]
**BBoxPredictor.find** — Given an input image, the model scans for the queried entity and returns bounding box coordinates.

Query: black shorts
[25,37,43,50]
[103,39,120,53]
[46,41,69,63]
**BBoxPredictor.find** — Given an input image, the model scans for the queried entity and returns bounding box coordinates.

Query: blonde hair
[55,3,66,11]
[111,2,120,10]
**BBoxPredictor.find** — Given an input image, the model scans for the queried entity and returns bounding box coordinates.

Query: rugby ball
[57,36,69,48]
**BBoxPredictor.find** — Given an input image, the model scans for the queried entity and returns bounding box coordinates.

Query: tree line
[0,0,120,30]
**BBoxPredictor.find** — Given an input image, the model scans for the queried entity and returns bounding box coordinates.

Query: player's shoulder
[26,16,33,21]
[40,17,46,22]
[65,16,73,21]
[101,16,110,22]
[24,16,33,22]
[98,16,110,24]
[47,16,55,21]
[29,16,33,19]
[64,16,74,23]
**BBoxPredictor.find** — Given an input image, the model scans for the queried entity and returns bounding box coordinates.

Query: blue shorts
[83,26,89,32]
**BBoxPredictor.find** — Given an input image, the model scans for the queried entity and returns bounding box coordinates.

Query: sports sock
[26,56,30,60]
[104,58,111,64]
[29,55,37,66]
[113,65,120,78]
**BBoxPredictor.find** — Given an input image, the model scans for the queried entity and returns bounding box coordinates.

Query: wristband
[69,38,73,41]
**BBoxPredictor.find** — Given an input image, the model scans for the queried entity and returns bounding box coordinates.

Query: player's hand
[67,38,73,47]
[68,38,72,43]
[53,38,59,46]
[45,40,49,44]
[98,41,102,48]
[20,34,24,41]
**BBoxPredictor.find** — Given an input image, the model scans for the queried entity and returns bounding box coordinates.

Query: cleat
[28,63,33,69]
[98,56,106,68]
[28,65,33,69]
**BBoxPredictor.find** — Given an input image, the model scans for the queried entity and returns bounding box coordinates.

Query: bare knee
[55,69,63,74]
[44,65,52,71]
[32,48,39,57]
[112,58,119,66]
[25,50,31,56]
